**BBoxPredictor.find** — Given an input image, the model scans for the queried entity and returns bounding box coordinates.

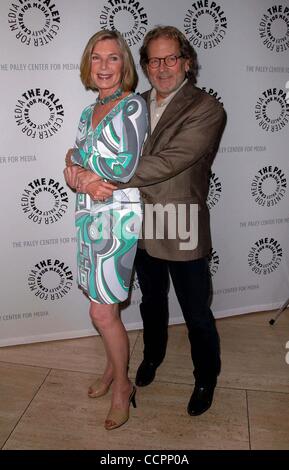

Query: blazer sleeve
[118,99,226,188]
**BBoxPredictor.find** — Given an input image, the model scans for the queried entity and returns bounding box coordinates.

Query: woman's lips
[97,74,113,80]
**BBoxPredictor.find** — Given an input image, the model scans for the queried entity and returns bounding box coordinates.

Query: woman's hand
[65,148,74,167]
[63,165,85,189]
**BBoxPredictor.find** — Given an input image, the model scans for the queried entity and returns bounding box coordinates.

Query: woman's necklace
[96,87,122,105]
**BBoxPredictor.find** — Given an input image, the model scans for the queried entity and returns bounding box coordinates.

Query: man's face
[146,37,189,100]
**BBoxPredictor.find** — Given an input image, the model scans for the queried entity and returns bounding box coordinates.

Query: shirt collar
[150,78,188,107]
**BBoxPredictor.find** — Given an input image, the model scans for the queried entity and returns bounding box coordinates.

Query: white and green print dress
[72,94,148,304]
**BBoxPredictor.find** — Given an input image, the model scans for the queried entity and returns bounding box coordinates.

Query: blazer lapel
[141,90,152,154]
[143,82,200,153]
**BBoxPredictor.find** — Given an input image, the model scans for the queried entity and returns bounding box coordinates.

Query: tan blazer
[120,81,226,261]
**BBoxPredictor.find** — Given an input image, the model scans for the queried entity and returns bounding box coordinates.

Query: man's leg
[134,248,170,385]
[169,257,221,414]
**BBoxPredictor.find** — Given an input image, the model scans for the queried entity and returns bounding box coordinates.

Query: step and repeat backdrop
[0,0,288,346]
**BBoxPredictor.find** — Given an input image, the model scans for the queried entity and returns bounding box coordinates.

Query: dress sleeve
[70,105,92,168]
[86,96,148,182]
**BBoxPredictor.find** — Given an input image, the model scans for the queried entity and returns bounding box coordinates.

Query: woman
[64,30,147,430]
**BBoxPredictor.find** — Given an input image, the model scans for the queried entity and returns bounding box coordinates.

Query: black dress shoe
[187,383,215,416]
[135,360,157,387]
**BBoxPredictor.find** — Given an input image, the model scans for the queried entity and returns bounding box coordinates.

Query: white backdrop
[0,0,288,346]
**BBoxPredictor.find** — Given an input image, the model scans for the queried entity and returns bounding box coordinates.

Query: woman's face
[90,38,124,96]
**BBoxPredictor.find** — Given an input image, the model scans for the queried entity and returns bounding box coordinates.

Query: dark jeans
[134,248,221,385]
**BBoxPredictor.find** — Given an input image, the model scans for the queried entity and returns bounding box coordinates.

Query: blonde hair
[80,30,138,91]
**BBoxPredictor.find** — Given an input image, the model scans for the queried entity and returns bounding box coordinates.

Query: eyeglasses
[147,54,184,69]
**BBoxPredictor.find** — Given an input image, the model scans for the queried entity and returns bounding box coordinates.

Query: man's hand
[86,180,117,201]
[64,166,117,200]
[75,169,101,192]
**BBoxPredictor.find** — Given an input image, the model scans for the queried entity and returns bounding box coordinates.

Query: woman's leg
[89,301,133,413]
[87,341,113,397]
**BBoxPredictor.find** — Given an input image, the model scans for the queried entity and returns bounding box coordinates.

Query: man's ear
[184,59,190,73]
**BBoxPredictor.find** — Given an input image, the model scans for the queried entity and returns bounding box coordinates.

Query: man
[69,26,226,416]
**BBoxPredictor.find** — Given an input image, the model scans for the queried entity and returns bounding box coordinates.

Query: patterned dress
[71,94,148,304]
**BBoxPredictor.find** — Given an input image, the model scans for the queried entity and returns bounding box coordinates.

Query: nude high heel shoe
[104,386,137,430]
[88,378,112,398]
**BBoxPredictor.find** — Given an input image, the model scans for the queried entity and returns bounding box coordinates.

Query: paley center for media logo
[183,0,227,49]
[14,87,64,139]
[207,172,222,209]
[251,165,287,207]
[99,0,149,47]
[28,258,73,301]
[8,0,61,46]
[21,177,69,224]
[208,248,220,276]
[255,87,289,132]
[259,4,289,53]
[201,86,223,104]
[248,237,283,275]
